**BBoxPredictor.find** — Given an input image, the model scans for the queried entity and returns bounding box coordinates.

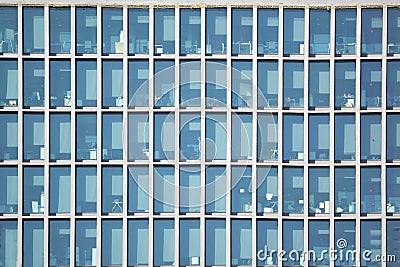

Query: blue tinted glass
[387,60,400,107]
[361,221,381,267]
[24,60,44,107]
[76,60,97,107]
[362,9,382,55]
[76,166,97,213]
[75,220,97,266]
[49,167,71,213]
[76,113,97,160]
[128,166,149,213]
[23,7,44,54]
[180,9,201,55]
[23,113,45,160]
[206,113,227,160]
[283,114,304,161]
[361,167,381,214]
[257,220,278,266]
[206,60,227,107]
[335,61,356,108]
[180,166,200,213]
[231,166,252,213]
[283,167,304,214]
[258,9,278,55]
[206,219,226,266]
[23,167,44,214]
[309,9,330,54]
[309,167,330,214]
[387,114,400,160]
[49,220,70,266]
[180,113,201,160]
[335,114,355,160]
[257,167,278,214]
[154,166,175,213]
[50,113,71,160]
[309,61,330,107]
[231,219,252,265]
[0,167,18,213]
[102,220,123,266]
[128,113,149,160]
[154,113,174,160]
[388,8,400,54]
[206,9,226,54]
[309,221,329,266]
[284,9,304,55]
[128,220,149,265]
[102,60,123,107]
[129,8,149,54]
[180,61,201,106]
[232,61,252,107]
[102,113,123,160]
[154,60,175,107]
[334,220,356,266]
[283,220,304,266]
[387,167,400,213]
[180,220,200,266]
[309,115,330,161]
[257,113,278,161]
[335,9,356,55]
[23,220,44,267]
[361,114,381,160]
[283,61,304,108]
[0,7,18,53]
[387,221,400,267]
[232,113,252,160]
[205,166,226,213]
[335,168,356,214]
[154,9,175,54]
[258,61,278,108]
[232,9,252,55]
[0,113,18,160]
[0,220,17,264]
[154,219,174,266]
[76,7,97,54]
[128,60,149,107]
[50,8,71,54]
[102,166,123,213]
[102,8,123,54]
[50,60,71,107]
[361,61,382,107]
[0,59,18,107]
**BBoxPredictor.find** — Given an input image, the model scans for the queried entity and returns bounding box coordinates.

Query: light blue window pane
[309,221,329,266]
[0,220,17,266]
[309,115,330,161]
[180,9,201,55]
[0,7,18,53]
[49,220,70,266]
[0,59,18,107]
[361,114,381,160]
[387,60,400,107]
[309,61,330,107]
[205,167,226,213]
[154,113,174,160]
[24,60,44,107]
[0,167,18,214]
[180,220,200,266]
[23,113,44,161]
[206,8,226,54]
[309,167,330,214]
[387,221,400,267]
[23,220,44,267]
[102,8,123,54]
[102,220,123,266]
[387,114,400,160]
[206,220,226,266]
[309,9,330,54]
[23,167,44,214]
[76,60,97,107]
[283,167,304,214]
[361,61,382,107]
[335,61,356,108]
[180,167,201,213]
[258,61,278,108]
[154,166,175,213]
[75,220,97,266]
[257,167,278,214]
[257,113,278,161]
[232,61,252,107]
[206,113,227,161]
[205,60,227,107]
[388,8,400,54]
[50,8,71,54]
[76,7,97,54]
[257,220,278,266]
[284,9,305,55]
[128,220,149,265]
[50,60,71,107]
[283,61,304,108]
[335,168,356,214]
[76,167,97,213]
[50,113,71,160]
[154,219,174,266]
[335,221,356,266]
[361,221,381,267]
[0,113,18,160]
[231,166,252,213]
[283,115,304,161]
[232,9,252,55]
[128,60,149,107]
[180,113,201,160]
[103,60,123,107]
[335,9,356,55]
[23,7,44,54]
[128,113,149,160]
[232,113,252,160]
[128,166,149,213]
[362,8,383,55]
[76,114,97,160]
[129,8,149,54]
[49,167,71,213]
[102,166,123,213]
[258,9,278,55]
[283,220,304,266]
[361,167,381,214]
[231,220,252,265]
[387,167,400,213]
[154,9,175,54]
[180,61,201,106]
[102,113,123,160]
[335,114,355,160]
[154,60,175,107]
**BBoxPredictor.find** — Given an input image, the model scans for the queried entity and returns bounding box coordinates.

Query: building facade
[0,1,400,266]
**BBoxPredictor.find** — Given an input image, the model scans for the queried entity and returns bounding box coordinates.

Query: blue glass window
[256,167,278,214]
[102,8,123,54]
[361,61,382,107]
[49,220,70,266]
[206,9,226,54]
[128,166,149,213]
[232,9,253,55]
[23,166,44,214]
[309,167,330,214]
[50,60,71,107]
[309,9,330,54]
[309,115,330,161]
[180,166,200,213]
[387,114,400,160]
[180,9,201,55]
[258,9,278,55]
[76,113,97,160]
[335,61,356,108]
[154,9,175,54]
[24,60,44,107]
[284,9,305,55]
[102,113,123,160]
[50,113,71,160]
[180,61,201,107]
[154,60,175,107]
[154,113,174,160]
[387,167,400,213]
[50,8,71,54]
[128,60,149,107]
[231,166,252,213]
[76,166,97,213]
[335,220,356,266]
[23,113,45,161]
[0,220,17,265]
[335,168,356,214]
[23,220,44,267]
[232,113,252,160]
[256,220,278,266]
[257,113,278,161]
[154,166,175,213]
[361,114,381,160]
[232,61,252,108]
[102,220,123,266]
[154,219,174,266]
[361,167,381,214]
[23,7,44,54]
[206,60,227,107]
[128,113,149,160]
[102,166,123,214]
[387,220,400,267]
[309,221,329,266]
[102,60,123,107]
[206,113,227,160]
[309,61,330,107]
[0,7,18,53]
[361,221,381,267]
[283,220,304,266]
[205,166,226,213]
[283,61,304,108]
[129,8,149,54]
[180,220,200,266]
[335,9,356,55]
[0,113,18,160]
[206,219,226,266]
[0,167,18,214]
[75,220,97,266]
[76,60,97,107]
[387,60,400,107]
[335,114,355,161]
[231,220,252,265]
[362,9,382,55]
[283,167,304,214]
[76,7,97,54]
[180,113,201,160]
[283,114,304,161]
[49,167,71,214]
[0,59,18,107]
[258,61,278,108]
[388,8,400,55]
[128,220,149,266]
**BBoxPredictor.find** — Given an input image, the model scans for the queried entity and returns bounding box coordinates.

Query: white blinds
[7,175,18,205]
[112,122,123,149]
[86,69,97,100]
[112,175,123,195]
[163,228,174,262]
[318,124,330,149]
[6,69,18,99]
[112,69,123,97]
[111,228,122,265]
[189,228,200,257]
[137,228,148,265]
[267,70,278,94]
[215,16,227,35]
[58,175,70,212]
[292,229,304,251]
[162,122,174,151]
[137,174,148,210]
[292,123,304,152]
[163,16,175,41]
[241,122,252,157]
[33,16,44,49]
[5,229,17,267]
[293,18,304,41]
[214,228,226,265]
[33,122,44,146]
[215,121,226,159]
[85,175,97,202]
[293,70,304,88]
[370,124,381,155]
[318,71,330,94]
[33,228,44,267]
[240,228,252,259]
[344,124,355,155]
[59,122,71,154]
[6,122,18,147]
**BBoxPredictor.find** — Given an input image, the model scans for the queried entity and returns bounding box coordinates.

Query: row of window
[1,7,400,56]
[0,219,399,266]
[1,112,399,161]
[1,165,400,215]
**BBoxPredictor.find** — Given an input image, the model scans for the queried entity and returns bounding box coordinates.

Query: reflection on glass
[102,220,123,266]
[23,166,44,214]
[76,60,97,107]
[309,61,330,107]
[0,220,17,265]
[102,113,123,160]
[309,115,330,161]
[180,113,201,160]
[206,219,226,266]
[50,8,71,54]
[335,114,355,160]
[257,167,278,213]
[76,220,97,266]
[180,220,200,266]
[102,166,123,213]
[283,115,304,161]
[309,9,330,54]
[361,61,382,107]
[335,168,356,214]
[231,166,252,213]
[258,9,278,55]
[50,113,71,160]
[335,61,356,108]
[128,220,149,266]
[24,60,44,107]
[154,9,175,54]
[0,59,18,107]
[23,220,44,267]
[387,114,400,160]
[361,167,381,214]
[283,220,304,266]
[284,61,304,108]
[128,113,149,160]
[180,9,201,55]
[258,61,278,108]
[387,60,400,107]
[284,9,305,55]
[154,220,174,266]
[232,61,252,107]
[23,113,45,160]
[129,60,149,107]
[180,61,201,106]
[76,114,97,160]
[49,167,70,214]
[206,113,227,160]
[206,9,226,54]
[309,167,330,214]
[335,220,356,266]
[128,166,149,213]
[309,221,330,266]
[283,167,304,214]
[231,220,252,265]
[154,166,175,213]
[50,60,71,107]
[154,60,175,107]
[129,8,149,54]
[103,60,123,107]
[388,8,400,55]
[232,9,253,55]
[23,7,44,54]
[0,113,18,160]
[0,7,18,53]
[102,8,123,54]
[232,113,252,160]
[335,9,356,55]
[49,220,70,266]
[362,9,382,55]
[76,166,97,213]
[206,166,226,213]
[154,113,174,160]
[76,7,97,54]
[180,166,200,213]
[0,167,18,214]
[361,114,381,160]
[206,60,227,107]
[256,220,278,266]
[386,167,400,213]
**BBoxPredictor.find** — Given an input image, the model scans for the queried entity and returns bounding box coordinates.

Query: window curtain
[214,228,226,265]
[112,69,123,97]
[163,228,174,262]
[85,175,97,202]
[33,16,44,49]
[59,122,71,154]
[163,16,175,41]
[111,121,123,150]
[292,123,304,152]
[7,122,18,147]
[111,228,122,265]
[137,228,148,265]
[318,124,330,150]
[267,70,278,94]
[86,69,97,100]
[240,228,252,259]
[344,124,355,155]
[58,175,70,212]
[5,228,17,267]
[6,70,18,99]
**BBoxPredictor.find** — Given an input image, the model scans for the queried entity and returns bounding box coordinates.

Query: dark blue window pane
[180,113,201,160]
[335,220,356,266]
[335,9,356,55]
[154,113,174,160]
[309,115,330,161]
[335,61,356,108]
[283,114,304,161]
[361,61,382,107]
[24,60,44,107]
[76,7,97,54]
[206,9,226,54]
[309,9,330,54]
[232,9,252,55]
[154,219,174,266]
[128,166,149,213]
[361,167,381,214]
[335,114,355,160]
[0,220,17,265]
[23,113,45,160]
[0,113,18,160]
[50,8,71,54]
[154,166,175,213]
[309,167,330,214]
[0,7,18,53]
[361,114,381,160]
[0,59,18,107]
[362,9,382,55]
[49,167,71,213]
[129,8,149,54]
[180,220,200,266]
[128,220,149,265]
[128,60,149,107]
[0,167,18,214]
[180,61,201,107]
[76,167,97,213]
[49,220,70,266]
[205,166,226,213]
[102,113,123,160]
[231,166,252,213]
[76,113,97,160]
[206,219,226,266]
[257,167,278,214]
[257,220,278,266]
[387,220,400,267]
[23,220,44,267]
[387,114,400,160]
[335,168,356,214]
[23,7,44,54]
[388,8,400,54]
[102,220,122,266]
[258,9,278,55]
[50,60,71,107]
[387,60,400,107]
[283,167,304,214]
[258,61,278,108]
[284,9,305,55]
[154,9,175,54]
[309,221,329,266]
[75,220,97,266]
[180,9,201,55]
[180,166,200,213]
[283,220,303,266]
[309,61,330,107]
[76,60,97,107]
[231,219,252,265]
[283,61,304,108]
[102,60,123,107]
[102,166,123,214]
[23,166,44,214]
[154,60,175,107]
[50,113,71,160]
[102,8,123,54]
[232,61,252,107]
[387,167,400,213]
[205,60,227,107]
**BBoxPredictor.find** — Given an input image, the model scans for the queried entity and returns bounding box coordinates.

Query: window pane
[102,166,123,214]
[180,9,201,55]
[49,220,70,266]
[76,113,97,160]
[102,113,123,160]
[154,113,174,160]
[206,60,227,107]
[361,61,382,107]
[335,61,356,108]
[309,115,330,161]
[154,9,175,54]
[23,166,44,214]
[206,166,226,213]
[206,8,226,54]
[180,61,201,106]
[154,60,175,107]
[283,114,304,161]
[129,8,149,54]
[180,220,200,266]
[128,113,149,160]
[335,9,356,55]
[50,8,71,54]
[128,60,149,107]
[284,9,305,55]
[361,167,381,214]
[206,113,227,160]
[206,219,226,266]
[283,220,304,266]
[49,167,71,213]
[128,166,149,213]
[76,220,97,266]
[362,9,382,55]
[334,221,356,266]
[387,60,400,107]
[387,114,400,160]
[102,220,123,266]
[388,8,400,54]
[232,61,252,107]
[23,220,44,267]
[102,60,123,107]
[154,219,175,266]
[180,113,201,160]
[335,168,356,214]
[387,167,400,213]
[257,167,278,213]
[231,219,252,265]
[24,60,44,107]
[50,113,71,160]
[309,167,330,214]
[0,113,18,160]
[76,7,97,54]
[387,220,400,266]
[257,220,278,266]
[180,166,200,213]
[361,114,381,160]
[335,114,355,160]
[231,166,252,213]
[0,7,18,53]
[102,8,123,54]
[23,113,45,160]
[76,166,97,213]
[258,9,278,55]
[0,59,18,107]
[283,167,304,214]
[76,60,97,107]
[128,220,149,266]
[50,60,71,107]
[284,61,304,108]
[232,113,252,160]
[309,9,330,54]
[0,167,18,214]
[232,9,252,55]
[154,166,175,213]
[309,221,329,266]
[258,113,278,161]
[258,61,278,108]
[0,220,17,265]
[23,7,44,54]
[309,61,330,107]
